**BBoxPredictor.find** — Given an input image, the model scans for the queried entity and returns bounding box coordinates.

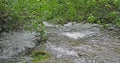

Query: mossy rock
[32,50,50,63]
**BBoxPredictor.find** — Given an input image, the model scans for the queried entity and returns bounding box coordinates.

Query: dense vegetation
[0,0,120,34]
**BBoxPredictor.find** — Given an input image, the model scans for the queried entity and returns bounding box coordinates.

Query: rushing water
[43,22,120,63]
[0,22,120,63]
[0,31,40,63]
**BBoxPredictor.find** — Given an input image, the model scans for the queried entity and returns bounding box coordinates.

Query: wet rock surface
[42,22,120,63]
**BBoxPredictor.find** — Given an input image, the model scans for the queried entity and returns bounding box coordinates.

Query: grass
[31,50,50,63]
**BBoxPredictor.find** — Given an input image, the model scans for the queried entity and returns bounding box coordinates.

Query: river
[0,22,120,63]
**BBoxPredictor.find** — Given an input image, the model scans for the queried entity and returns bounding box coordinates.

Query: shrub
[0,0,120,33]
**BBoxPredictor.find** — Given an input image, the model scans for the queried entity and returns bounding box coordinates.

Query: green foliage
[37,0,120,26]
[0,0,45,36]
[32,50,50,63]
[87,15,96,23]
[0,0,120,34]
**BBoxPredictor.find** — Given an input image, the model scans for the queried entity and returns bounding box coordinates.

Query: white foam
[48,43,78,58]
[64,22,76,26]
[62,31,94,39]
[43,22,54,27]
[43,21,59,27]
